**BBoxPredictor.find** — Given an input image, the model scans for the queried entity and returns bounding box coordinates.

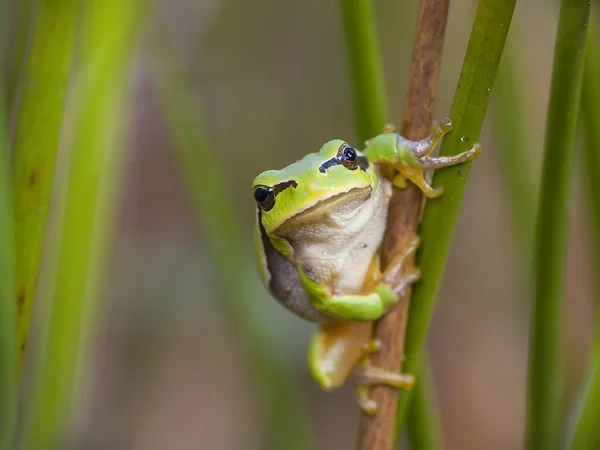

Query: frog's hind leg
[348,335,415,416]
[309,322,374,391]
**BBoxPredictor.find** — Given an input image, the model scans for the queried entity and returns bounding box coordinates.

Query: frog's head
[252,139,378,238]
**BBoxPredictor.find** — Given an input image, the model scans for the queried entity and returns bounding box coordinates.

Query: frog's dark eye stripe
[272,180,298,196]
[319,158,340,173]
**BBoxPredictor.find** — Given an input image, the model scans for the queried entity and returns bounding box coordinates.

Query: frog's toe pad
[361,399,378,416]
[427,186,444,198]
[439,117,452,133]
[355,385,379,416]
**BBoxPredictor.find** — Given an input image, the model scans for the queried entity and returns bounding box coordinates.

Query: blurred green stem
[149,12,316,450]
[18,2,143,449]
[569,16,600,450]
[5,0,34,111]
[0,1,17,446]
[526,1,590,449]
[406,357,443,450]
[341,0,388,143]
[492,38,537,264]
[394,0,517,433]
[9,0,80,376]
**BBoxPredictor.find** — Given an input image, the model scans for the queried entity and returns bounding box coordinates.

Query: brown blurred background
[65,0,596,449]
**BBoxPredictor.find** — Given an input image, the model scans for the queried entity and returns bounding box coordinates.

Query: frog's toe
[352,365,415,390]
[393,268,421,296]
[428,186,444,198]
[439,117,452,133]
[383,123,396,134]
[355,385,379,416]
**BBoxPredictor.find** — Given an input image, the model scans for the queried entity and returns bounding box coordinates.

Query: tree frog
[252,119,481,414]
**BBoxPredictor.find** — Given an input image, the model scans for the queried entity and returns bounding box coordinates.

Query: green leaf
[18,2,146,448]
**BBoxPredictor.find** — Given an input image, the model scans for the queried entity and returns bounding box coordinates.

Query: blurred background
[5,0,598,449]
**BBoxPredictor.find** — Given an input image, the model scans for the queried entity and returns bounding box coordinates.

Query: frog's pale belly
[289,175,392,295]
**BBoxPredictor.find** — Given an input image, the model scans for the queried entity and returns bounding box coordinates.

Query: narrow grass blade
[491,39,537,264]
[526,2,591,448]
[10,0,80,376]
[18,2,145,449]
[406,356,443,450]
[0,1,17,445]
[341,0,388,142]
[0,92,16,450]
[148,14,316,450]
[5,0,34,111]
[568,16,600,450]
[394,0,517,433]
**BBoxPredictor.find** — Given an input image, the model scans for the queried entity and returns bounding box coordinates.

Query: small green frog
[252,119,480,414]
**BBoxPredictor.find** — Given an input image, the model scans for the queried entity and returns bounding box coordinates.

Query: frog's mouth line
[273,186,373,236]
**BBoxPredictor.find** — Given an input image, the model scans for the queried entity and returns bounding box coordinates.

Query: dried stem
[355,1,449,448]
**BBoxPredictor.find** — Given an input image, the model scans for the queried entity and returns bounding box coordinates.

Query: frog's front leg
[398,142,482,199]
[364,118,482,198]
[300,236,421,323]
[298,270,397,322]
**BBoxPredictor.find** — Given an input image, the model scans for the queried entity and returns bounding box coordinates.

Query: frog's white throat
[275,185,372,237]
[274,176,392,294]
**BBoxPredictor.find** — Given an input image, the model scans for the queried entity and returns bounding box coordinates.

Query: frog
[252,118,481,414]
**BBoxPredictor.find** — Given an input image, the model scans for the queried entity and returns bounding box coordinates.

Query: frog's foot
[389,118,481,198]
[353,366,415,388]
[381,234,421,287]
[351,366,416,416]
[393,269,421,296]
[393,141,482,199]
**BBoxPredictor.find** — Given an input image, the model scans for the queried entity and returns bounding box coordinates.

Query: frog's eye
[342,147,357,162]
[338,145,358,170]
[254,185,275,211]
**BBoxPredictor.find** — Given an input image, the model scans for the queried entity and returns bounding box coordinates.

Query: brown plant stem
[355,0,449,449]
